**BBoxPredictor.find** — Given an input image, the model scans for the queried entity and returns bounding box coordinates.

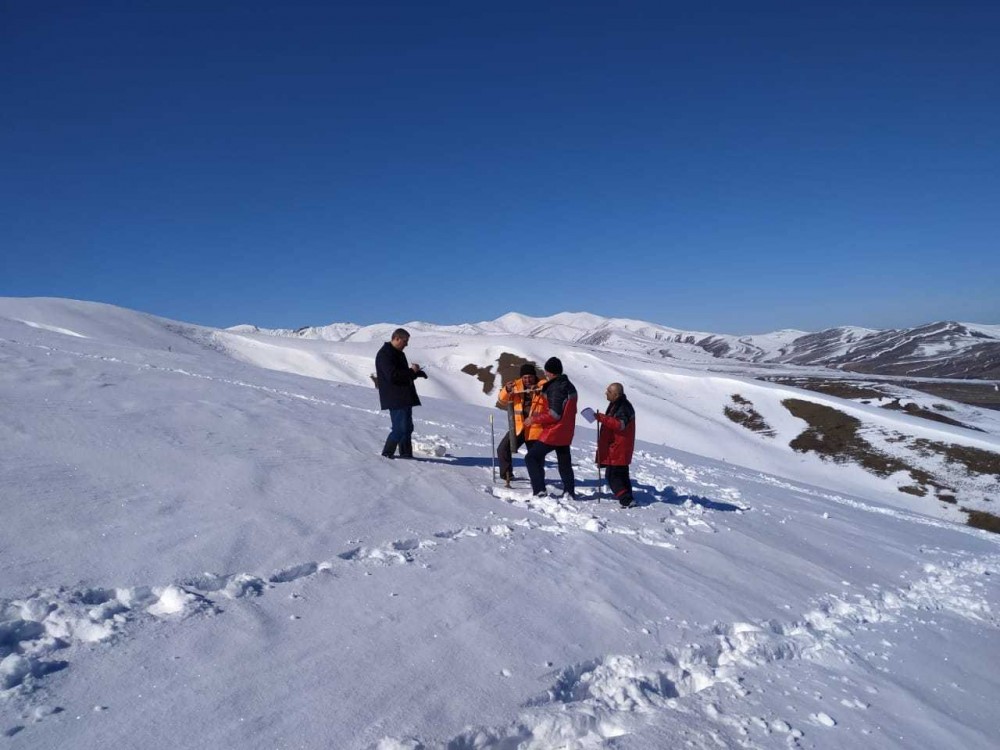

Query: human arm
[596,401,633,432]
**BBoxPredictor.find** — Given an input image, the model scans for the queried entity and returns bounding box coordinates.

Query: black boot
[399,438,414,458]
[381,439,398,458]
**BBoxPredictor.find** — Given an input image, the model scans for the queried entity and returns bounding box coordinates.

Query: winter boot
[381,439,398,459]
[399,438,414,459]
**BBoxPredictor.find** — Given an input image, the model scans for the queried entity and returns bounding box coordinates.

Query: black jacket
[375,341,425,410]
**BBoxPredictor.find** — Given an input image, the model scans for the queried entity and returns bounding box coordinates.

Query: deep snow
[1,298,998,750]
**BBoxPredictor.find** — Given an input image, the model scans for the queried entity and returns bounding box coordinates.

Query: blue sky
[3,1,998,334]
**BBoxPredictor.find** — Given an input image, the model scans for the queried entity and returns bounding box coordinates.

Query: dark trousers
[498,433,536,480]
[526,442,575,497]
[604,464,633,503]
[388,407,414,446]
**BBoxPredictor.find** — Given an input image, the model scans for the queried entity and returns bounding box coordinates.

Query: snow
[1,298,998,749]
[960,322,1000,339]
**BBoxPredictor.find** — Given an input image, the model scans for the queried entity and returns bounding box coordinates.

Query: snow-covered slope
[2,298,999,750]
[214,310,1000,522]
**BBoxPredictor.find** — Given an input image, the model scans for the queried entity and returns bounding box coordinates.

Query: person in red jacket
[523,357,577,499]
[595,382,636,508]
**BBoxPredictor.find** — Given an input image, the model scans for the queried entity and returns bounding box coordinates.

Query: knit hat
[519,363,537,377]
[543,357,563,375]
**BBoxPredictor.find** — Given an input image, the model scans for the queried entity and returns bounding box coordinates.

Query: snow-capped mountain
[791,321,1000,378]
[239,313,1000,380]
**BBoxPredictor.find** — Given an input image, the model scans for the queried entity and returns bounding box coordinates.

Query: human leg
[606,465,634,507]
[399,408,415,457]
[525,441,553,495]
[554,445,575,498]
[388,408,408,443]
[497,433,513,480]
[383,408,406,457]
[381,437,397,458]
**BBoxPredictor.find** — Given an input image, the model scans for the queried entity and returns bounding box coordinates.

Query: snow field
[1,299,999,749]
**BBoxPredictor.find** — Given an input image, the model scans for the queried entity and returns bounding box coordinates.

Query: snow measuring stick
[490,413,496,483]
[596,418,602,503]
[507,402,517,450]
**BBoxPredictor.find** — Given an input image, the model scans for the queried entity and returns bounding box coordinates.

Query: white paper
[581,407,596,423]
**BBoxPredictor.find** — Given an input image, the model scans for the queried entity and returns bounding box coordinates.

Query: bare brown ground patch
[782,398,951,496]
[724,394,775,437]
[964,509,1000,533]
[462,353,540,402]
[496,352,539,387]
[461,363,495,394]
[881,399,980,431]
[762,376,1000,414]
[783,399,1000,532]
[912,439,1000,477]
[764,378,886,401]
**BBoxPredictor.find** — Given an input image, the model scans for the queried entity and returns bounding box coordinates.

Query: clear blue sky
[3,1,998,334]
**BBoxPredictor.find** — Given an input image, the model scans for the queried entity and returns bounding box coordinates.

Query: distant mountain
[785,321,1000,379]
[234,314,1000,380]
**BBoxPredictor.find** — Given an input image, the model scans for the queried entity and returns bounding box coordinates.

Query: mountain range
[234,313,1000,381]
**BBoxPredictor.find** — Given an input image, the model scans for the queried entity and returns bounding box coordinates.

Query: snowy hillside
[215,307,1000,527]
[1,298,999,750]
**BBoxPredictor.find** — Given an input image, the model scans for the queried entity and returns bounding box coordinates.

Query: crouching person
[596,382,636,507]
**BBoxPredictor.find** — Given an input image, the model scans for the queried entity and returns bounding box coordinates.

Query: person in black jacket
[375,328,427,458]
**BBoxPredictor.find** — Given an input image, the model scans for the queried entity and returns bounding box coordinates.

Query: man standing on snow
[523,357,577,499]
[595,382,636,508]
[496,362,547,485]
[375,328,427,459]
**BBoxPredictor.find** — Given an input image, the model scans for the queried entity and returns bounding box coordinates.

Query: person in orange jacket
[595,382,636,507]
[496,362,547,483]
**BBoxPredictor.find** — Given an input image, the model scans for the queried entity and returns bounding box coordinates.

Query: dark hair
[391,328,410,340]
[543,357,563,375]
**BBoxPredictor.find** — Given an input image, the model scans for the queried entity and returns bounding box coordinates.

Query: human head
[517,362,538,388]
[605,382,624,401]
[543,357,563,376]
[390,328,410,350]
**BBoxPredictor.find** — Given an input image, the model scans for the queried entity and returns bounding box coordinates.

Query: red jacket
[596,395,635,466]
[534,374,577,446]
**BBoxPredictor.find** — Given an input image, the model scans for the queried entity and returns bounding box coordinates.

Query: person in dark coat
[375,328,427,458]
[595,382,636,507]
[523,357,578,499]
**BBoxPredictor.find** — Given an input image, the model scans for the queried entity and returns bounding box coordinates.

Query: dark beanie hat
[519,363,537,377]
[544,357,563,375]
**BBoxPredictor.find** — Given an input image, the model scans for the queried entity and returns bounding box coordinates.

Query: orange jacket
[498,377,548,440]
